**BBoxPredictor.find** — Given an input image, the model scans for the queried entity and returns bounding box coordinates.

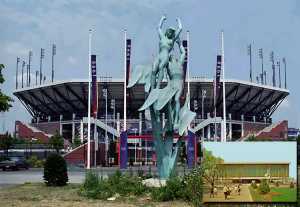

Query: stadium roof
[13,78,289,122]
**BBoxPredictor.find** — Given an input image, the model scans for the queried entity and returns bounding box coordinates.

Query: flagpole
[187,30,190,105]
[87,29,92,169]
[221,31,227,142]
[123,29,127,131]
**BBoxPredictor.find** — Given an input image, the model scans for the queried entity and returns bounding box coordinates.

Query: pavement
[203,184,253,202]
[0,166,189,188]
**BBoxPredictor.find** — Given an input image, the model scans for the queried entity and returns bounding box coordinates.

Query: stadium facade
[13,76,289,166]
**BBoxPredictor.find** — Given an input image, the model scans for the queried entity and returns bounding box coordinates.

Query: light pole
[201,89,206,138]
[103,88,108,166]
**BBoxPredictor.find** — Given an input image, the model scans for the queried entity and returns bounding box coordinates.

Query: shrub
[43,154,68,186]
[290,182,295,188]
[144,165,152,179]
[27,155,44,168]
[251,180,257,189]
[137,167,144,178]
[183,167,203,207]
[275,181,280,187]
[80,170,113,199]
[151,175,185,201]
[49,132,64,153]
[258,179,270,194]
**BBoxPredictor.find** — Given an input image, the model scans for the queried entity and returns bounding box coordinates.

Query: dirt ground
[0,183,190,207]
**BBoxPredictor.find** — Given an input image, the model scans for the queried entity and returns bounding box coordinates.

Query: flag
[91,55,98,118]
[214,55,222,108]
[126,39,131,84]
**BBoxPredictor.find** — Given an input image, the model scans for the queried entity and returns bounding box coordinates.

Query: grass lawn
[0,183,190,207]
[249,186,297,202]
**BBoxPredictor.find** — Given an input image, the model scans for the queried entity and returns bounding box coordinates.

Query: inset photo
[202,141,297,203]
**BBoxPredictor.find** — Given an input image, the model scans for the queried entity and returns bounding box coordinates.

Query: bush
[27,155,44,168]
[275,181,280,187]
[80,170,148,199]
[183,167,203,207]
[290,182,295,188]
[258,179,270,194]
[137,167,144,178]
[43,154,68,186]
[251,180,257,189]
[80,170,113,199]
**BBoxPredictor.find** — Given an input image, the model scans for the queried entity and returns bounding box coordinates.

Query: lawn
[249,186,297,202]
[0,183,190,207]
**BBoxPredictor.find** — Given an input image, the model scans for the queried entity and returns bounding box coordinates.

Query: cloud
[4,42,29,56]
[67,56,77,65]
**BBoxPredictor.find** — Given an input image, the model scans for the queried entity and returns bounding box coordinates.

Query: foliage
[151,168,203,207]
[290,182,295,188]
[258,179,270,194]
[43,154,68,186]
[0,155,8,162]
[275,181,280,187]
[0,64,13,112]
[27,155,44,168]
[137,167,144,177]
[49,132,64,153]
[183,167,203,207]
[251,180,258,189]
[72,136,81,148]
[80,170,148,200]
[0,132,13,156]
[144,165,153,179]
[201,149,224,190]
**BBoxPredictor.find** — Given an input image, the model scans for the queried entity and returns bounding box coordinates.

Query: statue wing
[138,88,160,111]
[178,94,196,136]
[154,84,178,111]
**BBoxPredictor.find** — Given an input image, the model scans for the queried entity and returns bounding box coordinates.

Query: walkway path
[203,184,253,202]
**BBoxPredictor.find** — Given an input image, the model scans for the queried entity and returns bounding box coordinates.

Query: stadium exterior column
[72,113,75,143]
[228,113,232,141]
[80,120,83,143]
[241,115,244,137]
[59,115,63,136]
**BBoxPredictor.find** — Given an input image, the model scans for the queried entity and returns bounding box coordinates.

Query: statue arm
[177,39,186,65]
[174,18,182,41]
[158,15,166,39]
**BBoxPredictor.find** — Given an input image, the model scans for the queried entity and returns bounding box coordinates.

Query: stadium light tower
[21,61,25,88]
[247,44,253,82]
[16,57,20,89]
[52,44,56,82]
[270,51,276,87]
[277,61,281,88]
[28,51,32,87]
[258,48,264,84]
[40,48,45,85]
[282,57,287,89]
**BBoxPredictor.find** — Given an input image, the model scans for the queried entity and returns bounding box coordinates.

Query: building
[218,162,290,183]
[13,77,289,166]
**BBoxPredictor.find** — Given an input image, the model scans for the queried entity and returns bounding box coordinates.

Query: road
[0,166,189,187]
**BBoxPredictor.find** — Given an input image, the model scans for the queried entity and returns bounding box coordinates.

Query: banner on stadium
[182,40,188,82]
[214,55,222,107]
[120,131,128,169]
[91,54,98,118]
[187,130,196,168]
[126,39,131,84]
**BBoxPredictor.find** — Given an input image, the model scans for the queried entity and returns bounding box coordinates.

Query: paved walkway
[203,184,253,202]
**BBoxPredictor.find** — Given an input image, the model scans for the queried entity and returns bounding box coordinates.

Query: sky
[204,142,297,179]
[0,0,300,132]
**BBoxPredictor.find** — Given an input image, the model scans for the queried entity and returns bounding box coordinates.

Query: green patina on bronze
[127,16,195,179]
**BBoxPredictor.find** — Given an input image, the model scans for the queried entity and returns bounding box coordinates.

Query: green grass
[249,186,297,202]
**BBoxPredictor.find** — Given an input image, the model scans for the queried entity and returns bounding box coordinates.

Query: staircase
[16,121,53,143]
[82,117,120,137]
[191,117,222,133]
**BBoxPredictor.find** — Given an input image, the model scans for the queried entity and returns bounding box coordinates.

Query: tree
[0,64,13,112]
[201,149,224,193]
[72,135,81,148]
[0,132,13,156]
[43,153,68,186]
[49,132,64,153]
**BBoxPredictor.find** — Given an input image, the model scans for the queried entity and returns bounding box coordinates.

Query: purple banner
[91,55,98,118]
[182,40,188,82]
[120,131,128,169]
[187,130,195,169]
[126,39,131,84]
[214,55,222,105]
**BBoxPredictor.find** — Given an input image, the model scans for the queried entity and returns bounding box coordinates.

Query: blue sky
[0,0,300,132]
[204,142,297,179]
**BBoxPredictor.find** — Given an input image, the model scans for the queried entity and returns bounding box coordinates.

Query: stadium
[13,75,289,166]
